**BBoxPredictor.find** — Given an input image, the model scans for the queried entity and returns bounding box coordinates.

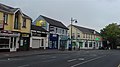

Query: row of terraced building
[0,3,102,52]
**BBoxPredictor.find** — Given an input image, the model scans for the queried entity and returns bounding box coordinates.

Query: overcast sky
[0,0,120,32]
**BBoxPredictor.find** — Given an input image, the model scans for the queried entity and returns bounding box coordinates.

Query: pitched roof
[72,25,100,35]
[31,25,47,32]
[0,3,32,20]
[23,13,32,20]
[0,3,18,14]
[41,15,68,30]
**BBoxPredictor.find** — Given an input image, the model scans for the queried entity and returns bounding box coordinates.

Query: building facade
[0,3,32,52]
[68,25,102,49]
[33,15,69,50]
[30,25,48,49]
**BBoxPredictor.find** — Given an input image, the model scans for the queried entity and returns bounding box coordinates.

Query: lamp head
[75,20,77,23]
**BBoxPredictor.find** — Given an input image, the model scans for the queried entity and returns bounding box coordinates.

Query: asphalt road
[0,50,120,67]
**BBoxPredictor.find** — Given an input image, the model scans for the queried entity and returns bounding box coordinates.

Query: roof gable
[31,25,47,32]
[40,15,68,30]
[72,25,100,35]
[0,3,32,20]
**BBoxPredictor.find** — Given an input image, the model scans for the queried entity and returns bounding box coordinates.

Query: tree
[100,23,120,49]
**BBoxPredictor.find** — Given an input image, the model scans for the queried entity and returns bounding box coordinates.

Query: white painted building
[33,15,69,50]
[30,25,48,49]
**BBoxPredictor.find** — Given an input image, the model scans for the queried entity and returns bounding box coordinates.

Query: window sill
[22,26,26,28]
[4,23,8,25]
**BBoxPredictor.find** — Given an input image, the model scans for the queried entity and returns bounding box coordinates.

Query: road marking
[71,55,106,67]
[51,56,56,59]
[68,59,77,62]
[78,58,84,61]
[118,64,120,67]
[0,58,23,62]
[7,58,23,61]
[43,59,56,62]
[18,64,29,67]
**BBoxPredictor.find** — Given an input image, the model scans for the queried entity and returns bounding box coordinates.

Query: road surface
[0,50,120,67]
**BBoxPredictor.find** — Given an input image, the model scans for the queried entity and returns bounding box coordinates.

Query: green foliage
[100,23,120,49]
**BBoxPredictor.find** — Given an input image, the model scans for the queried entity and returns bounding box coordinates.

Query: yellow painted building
[68,25,102,49]
[0,3,32,52]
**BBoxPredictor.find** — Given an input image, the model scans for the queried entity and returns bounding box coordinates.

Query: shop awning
[0,33,20,37]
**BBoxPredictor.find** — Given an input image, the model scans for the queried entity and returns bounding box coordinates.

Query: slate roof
[0,3,32,20]
[72,25,100,35]
[31,25,47,32]
[40,15,69,30]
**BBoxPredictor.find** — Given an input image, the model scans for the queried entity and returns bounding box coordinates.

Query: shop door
[10,37,17,52]
[52,41,58,49]
[32,39,40,48]
[79,42,83,48]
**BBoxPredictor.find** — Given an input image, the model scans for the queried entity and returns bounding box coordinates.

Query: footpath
[0,49,77,59]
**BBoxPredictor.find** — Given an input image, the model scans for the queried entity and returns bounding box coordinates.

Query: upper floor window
[94,35,96,39]
[72,33,75,39]
[68,33,70,36]
[56,28,58,33]
[22,18,26,28]
[14,14,19,29]
[91,35,92,39]
[62,29,64,34]
[66,30,67,35]
[85,34,87,38]
[83,34,85,38]
[50,26,54,31]
[3,13,8,24]
[89,34,90,39]
[77,33,80,37]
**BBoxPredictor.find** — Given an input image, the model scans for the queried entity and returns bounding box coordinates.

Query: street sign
[95,38,100,41]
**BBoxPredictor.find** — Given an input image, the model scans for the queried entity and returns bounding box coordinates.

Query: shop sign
[60,35,68,40]
[0,32,20,37]
[36,20,47,27]
[95,38,100,41]
[22,34,29,37]
[53,34,57,37]
[32,33,41,37]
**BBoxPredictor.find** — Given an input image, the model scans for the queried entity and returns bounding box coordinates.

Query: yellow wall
[21,19,31,33]
[68,25,83,39]
[4,14,13,31]
[0,10,31,34]
[0,12,3,20]
[68,25,102,41]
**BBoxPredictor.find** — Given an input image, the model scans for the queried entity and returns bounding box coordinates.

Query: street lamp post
[69,17,77,51]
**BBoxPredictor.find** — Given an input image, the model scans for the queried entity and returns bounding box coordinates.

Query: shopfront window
[20,39,23,46]
[89,42,92,47]
[85,41,88,47]
[10,37,13,48]
[41,39,44,46]
[0,38,9,48]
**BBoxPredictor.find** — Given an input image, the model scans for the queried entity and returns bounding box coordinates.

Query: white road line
[68,59,77,62]
[7,58,23,61]
[71,55,106,67]
[0,58,23,62]
[78,58,84,61]
[18,64,29,67]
